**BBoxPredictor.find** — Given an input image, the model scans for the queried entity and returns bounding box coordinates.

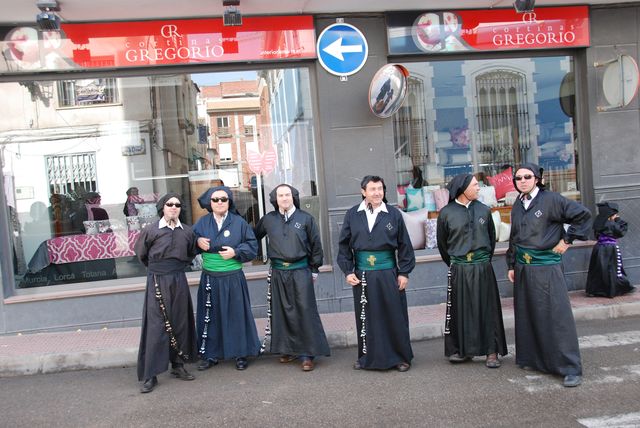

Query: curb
[2,301,640,377]
[0,348,138,377]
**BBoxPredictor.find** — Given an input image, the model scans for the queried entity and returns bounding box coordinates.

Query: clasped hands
[345,273,408,290]
[197,237,235,260]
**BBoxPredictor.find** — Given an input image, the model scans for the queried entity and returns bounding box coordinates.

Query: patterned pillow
[405,187,424,212]
[135,203,157,218]
[487,167,516,200]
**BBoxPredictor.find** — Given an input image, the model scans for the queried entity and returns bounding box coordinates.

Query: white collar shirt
[159,217,183,230]
[357,200,388,232]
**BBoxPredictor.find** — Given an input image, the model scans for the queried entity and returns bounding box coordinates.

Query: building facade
[0,4,638,334]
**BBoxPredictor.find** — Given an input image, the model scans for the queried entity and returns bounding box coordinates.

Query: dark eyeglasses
[514,174,534,181]
[165,203,181,208]
[211,197,229,203]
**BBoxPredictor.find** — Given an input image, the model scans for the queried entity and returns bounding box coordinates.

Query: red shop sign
[0,16,316,74]
[387,6,590,55]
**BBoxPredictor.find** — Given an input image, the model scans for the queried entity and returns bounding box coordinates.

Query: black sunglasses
[165,202,182,208]
[514,174,534,181]
[211,197,229,203]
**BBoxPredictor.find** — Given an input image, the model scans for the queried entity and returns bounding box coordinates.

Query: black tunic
[437,200,507,358]
[586,218,635,297]
[506,190,591,376]
[337,204,415,369]
[135,220,198,381]
[255,209,330,357]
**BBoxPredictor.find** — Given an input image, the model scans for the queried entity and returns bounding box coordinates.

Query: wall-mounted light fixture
[36,0,61,31]
[223,0,242,26]
[513,0,535,13]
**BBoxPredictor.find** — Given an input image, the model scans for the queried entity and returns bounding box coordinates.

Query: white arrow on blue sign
[317,23,369,77]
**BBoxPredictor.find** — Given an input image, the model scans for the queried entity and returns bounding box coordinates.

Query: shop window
[57,78,119,107]
[0,67,321,291]
[393,56,580,222]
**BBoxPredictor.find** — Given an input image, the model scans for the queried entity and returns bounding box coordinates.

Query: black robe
[255,209,330,357]
[337,204,415,369]
[586,218,635,297]
[506,190,591,376]
[135,220,198,381]
[437,200,507,358]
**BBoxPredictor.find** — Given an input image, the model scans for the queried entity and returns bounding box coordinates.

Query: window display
[0,67,320,289]
[393,55,581,218]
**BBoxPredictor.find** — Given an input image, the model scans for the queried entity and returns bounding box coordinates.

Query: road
[2,316,640,427]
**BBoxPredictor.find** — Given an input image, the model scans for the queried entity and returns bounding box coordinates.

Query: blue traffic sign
[317,23,369,77]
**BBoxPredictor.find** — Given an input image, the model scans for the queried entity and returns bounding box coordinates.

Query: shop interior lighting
[513,0,535,13]
[36,0,61,31]
[223,0,242,26]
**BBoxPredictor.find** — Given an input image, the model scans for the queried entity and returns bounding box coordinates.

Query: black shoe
[197,359,218,371]
[140,376,157,393]
[519,365,535,371]
[171,366,195,381]
[563,375,582,387]
[353,360,362,370]
[235,357,248,370]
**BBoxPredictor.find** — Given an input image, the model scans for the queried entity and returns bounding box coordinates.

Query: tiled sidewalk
[1,290,639,376]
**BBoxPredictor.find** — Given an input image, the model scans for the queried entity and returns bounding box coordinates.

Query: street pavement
[1,316,640,427]
[1,289,639,377]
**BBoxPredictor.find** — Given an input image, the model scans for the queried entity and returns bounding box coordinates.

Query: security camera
[513,0,535,13]
[36,0,60,12]
[36,0,60,31]
[36,11,60,31]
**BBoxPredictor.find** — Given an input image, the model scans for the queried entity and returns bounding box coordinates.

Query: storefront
[0,5,638,334]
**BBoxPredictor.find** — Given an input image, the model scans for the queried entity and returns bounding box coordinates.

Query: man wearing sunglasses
[255,184,330,372]
[193,186,260,372]
[506,163,592,388]
[135,192,199,393]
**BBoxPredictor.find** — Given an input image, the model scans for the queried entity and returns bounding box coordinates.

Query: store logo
[522,12,537,24]
[124,23,224,63]
[160,25,182,40]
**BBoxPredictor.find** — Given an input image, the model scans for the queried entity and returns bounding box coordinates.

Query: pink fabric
[47,230,140,264]
[433,188,449,211]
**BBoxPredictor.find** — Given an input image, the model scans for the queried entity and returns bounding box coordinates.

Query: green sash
[451,249,490,265]
[516,246,561,266]
[271,257,309,270]
[202,252,242,272]
[355,250,395,271]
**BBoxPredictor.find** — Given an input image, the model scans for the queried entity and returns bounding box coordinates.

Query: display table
[21,231,141,288]
[47,230,139,264]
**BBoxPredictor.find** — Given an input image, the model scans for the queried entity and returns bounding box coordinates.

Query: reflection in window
[393,56,580,218]
[475,69,531,173]
[46,152,97,196]
[57,78,119,107]
[0,67,319,289]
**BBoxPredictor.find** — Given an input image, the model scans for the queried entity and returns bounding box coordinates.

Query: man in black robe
[255,184,330,371]
[437,174,507,368]
[506,163,591,388]
[135,192,198,393]
[338,175,414,372]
